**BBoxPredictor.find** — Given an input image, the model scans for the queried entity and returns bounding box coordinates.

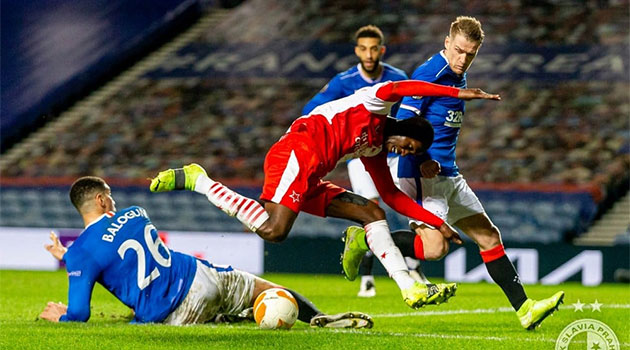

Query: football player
[344,16,564,330]
[151,79,499,309]
[39,176,373,328]
[302,25,421,299]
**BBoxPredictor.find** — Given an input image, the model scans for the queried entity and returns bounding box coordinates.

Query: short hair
[69,176,108,211]
[355,25,384,45]
[449,16,484,44]
[384,116,435,152]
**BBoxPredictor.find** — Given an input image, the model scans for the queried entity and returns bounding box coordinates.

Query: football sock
[285,288,320,323]
[391,230,431,283]
[358,251,374,275]
[194,175,269,232]
[390,230,421,258]
[364,220,415,290]
[481,244,528,310]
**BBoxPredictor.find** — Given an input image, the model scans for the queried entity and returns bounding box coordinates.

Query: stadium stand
[1,0,628,245]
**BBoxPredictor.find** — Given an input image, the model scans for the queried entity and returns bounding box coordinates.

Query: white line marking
[372,304,630,318]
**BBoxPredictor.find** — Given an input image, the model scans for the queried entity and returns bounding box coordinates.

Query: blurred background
[1,0,628,283]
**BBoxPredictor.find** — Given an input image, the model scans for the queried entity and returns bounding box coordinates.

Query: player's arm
[40,250,98,322]
[361,155,462,243]
[302,75,345,115]
[375,80,500,102]
[362,154,462,244]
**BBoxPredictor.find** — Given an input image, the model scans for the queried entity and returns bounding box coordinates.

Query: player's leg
[150,139,308,242]
[347,158,380,297]
[357,251,376,297]
[396,176,452,261]
[344,226,456,305]
[325,191,443,309]
[251,276,373,329]
[451,178,564,329]
[150,163,276,235]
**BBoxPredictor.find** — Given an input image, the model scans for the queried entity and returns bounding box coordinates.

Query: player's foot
[310,312,373,329]
[357,276,376,298]
[213,307,253,323]
[425,282,457,305]
[341,226,369,281]
[150,163,207,192]
[401,282,452,309]
[516,291,565,330]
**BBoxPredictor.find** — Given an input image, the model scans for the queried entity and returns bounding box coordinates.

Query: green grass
[1,270,628,350]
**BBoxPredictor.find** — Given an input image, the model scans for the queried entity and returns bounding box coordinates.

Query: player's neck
[360,63,383,80]
[82,211,106,228]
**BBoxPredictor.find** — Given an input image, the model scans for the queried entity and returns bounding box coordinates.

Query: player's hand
[45,231,67,261]
[457,88,501,101]
[420,160,441,178]
[438,223,463,245]
[39,302,67,322]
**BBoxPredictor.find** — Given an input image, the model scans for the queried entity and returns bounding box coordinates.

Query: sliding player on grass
[40,176,372,328]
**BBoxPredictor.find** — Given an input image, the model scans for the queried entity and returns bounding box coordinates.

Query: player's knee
[422,235,450,260]
[256,223,290,243]
[475,225,501,251]
[361,204,386,225]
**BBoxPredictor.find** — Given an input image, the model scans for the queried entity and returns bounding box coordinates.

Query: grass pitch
[1,270,628,350]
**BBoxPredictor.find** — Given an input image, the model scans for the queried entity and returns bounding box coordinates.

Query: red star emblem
[380,252,387,259]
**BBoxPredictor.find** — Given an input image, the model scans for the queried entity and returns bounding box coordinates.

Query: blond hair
[449,16,484,44]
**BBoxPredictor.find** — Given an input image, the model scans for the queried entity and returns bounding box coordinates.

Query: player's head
[354,25,386,74]
[444,16,484,75]
[383,116,434,156]
[69,176,116,215]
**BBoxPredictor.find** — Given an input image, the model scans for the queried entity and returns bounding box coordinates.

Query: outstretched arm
[376,80,500,102]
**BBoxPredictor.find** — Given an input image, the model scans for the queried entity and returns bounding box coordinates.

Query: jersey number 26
[117,224,172,290]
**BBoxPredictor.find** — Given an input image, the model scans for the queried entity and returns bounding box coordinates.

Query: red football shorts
[260,133,345,217]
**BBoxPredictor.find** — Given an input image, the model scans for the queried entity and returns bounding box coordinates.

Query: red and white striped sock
[194,175,269,232]
[365,220,415,290]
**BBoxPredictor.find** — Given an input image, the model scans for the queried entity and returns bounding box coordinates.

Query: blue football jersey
[302,62,408,115]
[60,206,197,323]
[396,51,466,178]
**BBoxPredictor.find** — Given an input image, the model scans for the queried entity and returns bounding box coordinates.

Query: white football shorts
[347,156,399,200]
[398,174,485,226]
[163,259,255,325]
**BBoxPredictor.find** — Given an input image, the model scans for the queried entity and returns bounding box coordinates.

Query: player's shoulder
[412,52,447,80]
[382,63,409,80]
[117,206,150,218]
[337,64,361,80]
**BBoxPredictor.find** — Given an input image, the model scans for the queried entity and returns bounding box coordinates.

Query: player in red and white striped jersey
[150,79,499,309]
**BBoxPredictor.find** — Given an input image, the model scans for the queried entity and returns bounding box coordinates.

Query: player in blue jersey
[342,16,564,330]
[303,25,437,299]
[302,25,408,115]
[39,176,373,328]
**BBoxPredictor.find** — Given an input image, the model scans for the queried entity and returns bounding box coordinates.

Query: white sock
[194,175,269,232]
[360,275,374,285]
[365,220,415,290]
